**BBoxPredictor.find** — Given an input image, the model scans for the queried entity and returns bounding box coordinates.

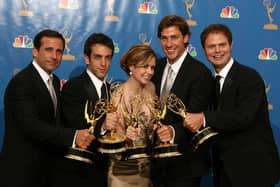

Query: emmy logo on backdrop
[152,96,182,158]
[105,0,120,22]
[18,0,33,16]
[184,0,197,26]
[61,29,76,61]
[64,99,107,164]
[166,93,218,150]
[263,0,278,30]
[265,81,273,110]
[97,82,126,154]
[139,33,152,46]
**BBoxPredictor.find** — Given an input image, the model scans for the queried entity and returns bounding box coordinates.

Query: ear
[129,65,135,73]
[32,48,38,57]
[84,54,89,65]
[183,34,190,44]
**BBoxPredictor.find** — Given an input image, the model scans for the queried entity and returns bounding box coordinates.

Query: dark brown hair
[200,23,232,49]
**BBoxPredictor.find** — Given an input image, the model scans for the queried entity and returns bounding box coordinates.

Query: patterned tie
[48,76,57,114]
[161,65,174,101]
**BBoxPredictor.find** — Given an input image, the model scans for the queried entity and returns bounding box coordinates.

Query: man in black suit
[151,15,214,187]
[0,29,94,187]
[51,33,119,187]
[185,24,280,187]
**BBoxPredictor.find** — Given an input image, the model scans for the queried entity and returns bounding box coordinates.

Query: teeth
[214,55,222,58]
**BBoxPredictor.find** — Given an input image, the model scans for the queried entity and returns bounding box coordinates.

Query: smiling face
[32,37,64,74]
[84,43,113,81]
[203,32,232,73]
[130,57,156,86]
[159,26,189,64]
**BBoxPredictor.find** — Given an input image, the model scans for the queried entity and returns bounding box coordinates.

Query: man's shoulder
[185,55,212,74]
[233,61,261,80]
[62,72,88,90]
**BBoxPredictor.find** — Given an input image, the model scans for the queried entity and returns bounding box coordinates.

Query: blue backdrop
[0,0,279,186]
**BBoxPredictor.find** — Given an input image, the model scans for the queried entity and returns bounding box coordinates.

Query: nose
[166,38,172,47]
[214,46,221,53]
[100,58,107,66]
[51,51,58,59]
[147,67,154,76]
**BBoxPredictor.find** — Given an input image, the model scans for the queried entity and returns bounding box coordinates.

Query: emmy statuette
[97,82,126,154]
[64,100,107,164]
[152,97,182,158]
[166,93,218,150]
[121,95,154,160]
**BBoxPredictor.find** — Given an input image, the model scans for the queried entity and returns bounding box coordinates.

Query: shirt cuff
[72,131,78,148]
[169,125,175,143]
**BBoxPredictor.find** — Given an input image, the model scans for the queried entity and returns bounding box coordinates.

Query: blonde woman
[107,44,157,187]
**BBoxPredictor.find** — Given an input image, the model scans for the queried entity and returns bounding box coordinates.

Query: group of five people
[0,15,280,187]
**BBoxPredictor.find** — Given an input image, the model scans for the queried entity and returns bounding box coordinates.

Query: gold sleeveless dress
[107,88,155,187]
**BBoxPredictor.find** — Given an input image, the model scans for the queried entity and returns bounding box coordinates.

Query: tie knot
[167,65,173,74]
[48,75,54,83]
[215,75,221,82]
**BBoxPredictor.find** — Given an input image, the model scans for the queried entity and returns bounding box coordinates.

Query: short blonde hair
[120,44,156,75]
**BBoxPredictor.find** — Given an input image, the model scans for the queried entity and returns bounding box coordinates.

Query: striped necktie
[161,65,174,100]
[48,76,57,114]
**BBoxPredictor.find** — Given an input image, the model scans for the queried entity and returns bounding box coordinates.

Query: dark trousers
[153,176,201,187]
[213,161,276,187]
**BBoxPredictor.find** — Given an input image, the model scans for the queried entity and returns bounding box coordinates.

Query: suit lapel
[170,54,190,94]
[218,61,238,108]
[29,64,53,99]
[82,71,99,101]
[29,63,58,117]
[154,59,167,96]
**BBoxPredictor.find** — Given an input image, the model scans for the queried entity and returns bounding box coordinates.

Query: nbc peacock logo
[220,6,240,19]
[12,35,33,48]
[59,0,79,9]
[258,48,278,60]
[186,44,197,57]
[138,1,158,14]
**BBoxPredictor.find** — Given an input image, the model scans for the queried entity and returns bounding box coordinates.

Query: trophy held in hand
[97,82,126,154]
[121,95,154,160]
[166,93,218,150]
[152,96,182,158]
[64,99,107,164]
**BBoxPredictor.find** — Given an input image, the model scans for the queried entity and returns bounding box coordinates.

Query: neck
[126,76,145,93]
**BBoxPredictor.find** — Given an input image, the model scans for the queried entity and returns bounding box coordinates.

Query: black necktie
[215,75,222,107]
[101,83,107,100]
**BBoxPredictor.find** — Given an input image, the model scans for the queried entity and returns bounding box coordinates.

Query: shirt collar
[32,60,51,84]
[86,69,106,90]
[166,49,187,74]
[215,57,234,79]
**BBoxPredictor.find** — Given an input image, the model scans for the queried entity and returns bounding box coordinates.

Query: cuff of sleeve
[72,131,78,147]
[169,125,175,144]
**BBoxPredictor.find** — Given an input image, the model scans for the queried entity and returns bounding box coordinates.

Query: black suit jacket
[0,63,75,187]
[205,61,280,186]
[151,54,214,181]
[51,71,107,187]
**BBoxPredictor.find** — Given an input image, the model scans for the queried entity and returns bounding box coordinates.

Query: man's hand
[102,112,121,132]
[75,129,95,149]
[156,125,173,142]
[184,112,204,132]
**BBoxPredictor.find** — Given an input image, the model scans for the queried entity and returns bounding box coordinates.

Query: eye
[93,55,102,60]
